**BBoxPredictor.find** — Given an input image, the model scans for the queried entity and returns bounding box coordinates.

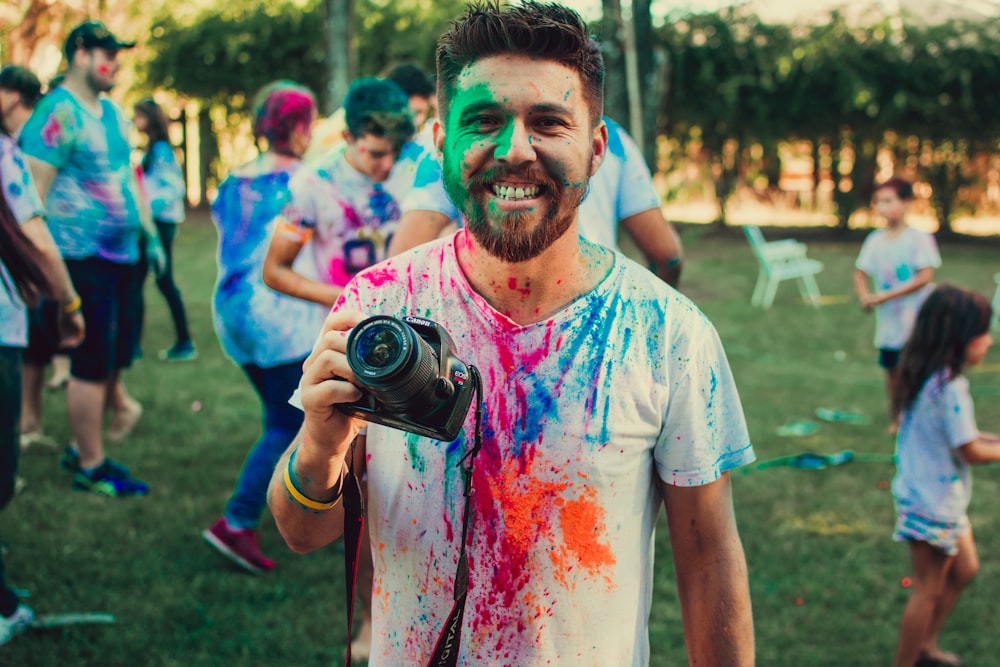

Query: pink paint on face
[97,63,112,77]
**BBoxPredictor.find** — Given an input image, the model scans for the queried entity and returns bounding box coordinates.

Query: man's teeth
[493,184,539,200]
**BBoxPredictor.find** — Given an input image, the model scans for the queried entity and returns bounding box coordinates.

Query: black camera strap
[342,367,483,667]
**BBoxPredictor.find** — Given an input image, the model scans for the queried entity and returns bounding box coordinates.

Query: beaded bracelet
[283,450,342,511]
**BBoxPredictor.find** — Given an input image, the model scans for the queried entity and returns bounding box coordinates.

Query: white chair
[991,272,1000,330]
[743,225,823,309]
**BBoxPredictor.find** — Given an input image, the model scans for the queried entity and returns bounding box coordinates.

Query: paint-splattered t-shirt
[400,117,662,250]
[280,141,426,287]
[18,87,144,264]
[893,371,977,523]
[211,157,326,368]
[855,225,941,350]
[335,230,754,666]
[0,134,45,348]
[141,140,185,224]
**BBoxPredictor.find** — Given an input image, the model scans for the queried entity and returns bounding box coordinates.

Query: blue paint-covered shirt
[19,87,144,263]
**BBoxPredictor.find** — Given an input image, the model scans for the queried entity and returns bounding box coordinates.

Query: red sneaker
[202,518,276,574]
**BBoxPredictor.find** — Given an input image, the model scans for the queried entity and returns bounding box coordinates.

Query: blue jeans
[0,346,24,615]
[224,359,306,529]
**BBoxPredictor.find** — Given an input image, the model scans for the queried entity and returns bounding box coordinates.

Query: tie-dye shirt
[855,225,941,349]
[211,158,326,368]
[0,134,45,348]
[400,117,662,250]
[893,371,977,522]
[141,140,185,224]
[336,231,754,666]
[18,87,143,264]
[280,141,425,287]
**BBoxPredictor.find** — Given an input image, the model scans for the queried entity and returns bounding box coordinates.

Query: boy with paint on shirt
[268,3,755,665]
[262,78,421,307]
[853,176,941,432]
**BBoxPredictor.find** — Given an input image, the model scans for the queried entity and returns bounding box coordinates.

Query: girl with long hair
[891,284,999,667]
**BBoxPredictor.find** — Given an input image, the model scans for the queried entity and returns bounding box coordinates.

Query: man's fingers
[304,309,367,371]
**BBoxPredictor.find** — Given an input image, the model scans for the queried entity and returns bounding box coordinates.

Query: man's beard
[442,159,590,264]
[86,71,114,94]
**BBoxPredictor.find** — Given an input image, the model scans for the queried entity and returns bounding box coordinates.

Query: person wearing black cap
[18,21,164,497]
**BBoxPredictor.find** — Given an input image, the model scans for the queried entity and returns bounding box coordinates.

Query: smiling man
[269,2,755,665]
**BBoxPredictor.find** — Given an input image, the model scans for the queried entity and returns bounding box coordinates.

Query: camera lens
[346,316,440,412]
[356,327,402,369]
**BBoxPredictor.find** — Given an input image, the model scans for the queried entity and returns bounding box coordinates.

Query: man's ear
[432,118,444,156]
[590,118,608,176]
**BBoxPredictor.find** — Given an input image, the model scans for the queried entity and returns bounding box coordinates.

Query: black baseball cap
[64,21,136,61]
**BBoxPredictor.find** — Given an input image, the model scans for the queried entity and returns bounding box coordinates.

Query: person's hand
[860,293,879,311]
[57,303,85,348]
[145,237,167,278]
[298,309,369,458]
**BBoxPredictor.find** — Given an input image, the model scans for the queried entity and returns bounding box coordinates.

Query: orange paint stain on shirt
[553,487,616,588]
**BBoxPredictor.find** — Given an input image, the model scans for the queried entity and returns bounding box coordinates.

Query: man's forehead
[454,54,580,90]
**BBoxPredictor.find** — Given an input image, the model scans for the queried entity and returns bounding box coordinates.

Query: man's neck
[455,227,612,326]
[61,75,101,113]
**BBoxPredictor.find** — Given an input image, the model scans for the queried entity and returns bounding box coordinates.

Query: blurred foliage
[658,9,1000,231]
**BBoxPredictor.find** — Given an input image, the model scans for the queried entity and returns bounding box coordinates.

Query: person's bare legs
[47,354,70,390]
[894,541,953,667]
[107,374,142,442]
[66,376,112,470]
[885,366,900,434]
[19,363,46,435]
[921,530,978,665]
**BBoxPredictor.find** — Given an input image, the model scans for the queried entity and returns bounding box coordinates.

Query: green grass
[6,217,1000,666]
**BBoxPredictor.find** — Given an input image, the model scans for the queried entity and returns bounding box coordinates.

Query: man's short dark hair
[0,65,42,109]
[383,63,435,99]
[435,1,605,124]
[343,78,415,151]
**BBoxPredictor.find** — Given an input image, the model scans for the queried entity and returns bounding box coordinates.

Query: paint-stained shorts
[893,509,970,556]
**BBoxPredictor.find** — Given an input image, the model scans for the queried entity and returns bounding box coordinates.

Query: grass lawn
[5,216,1000,666]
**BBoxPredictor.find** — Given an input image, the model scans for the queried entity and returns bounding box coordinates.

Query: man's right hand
[298,309,369,459]
[57,305,85,348]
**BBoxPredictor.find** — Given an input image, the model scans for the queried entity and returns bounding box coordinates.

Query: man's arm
[26,156,57,200]
[619,207,683,287]
[20,215,85,347]
[386,209,453,257]
[262,220,342,307]
[268,309,369,552]
[659,473,755,665]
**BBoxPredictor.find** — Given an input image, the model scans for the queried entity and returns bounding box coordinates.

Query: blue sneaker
[72,460,149,497]
[0,604,35,646]
[159,341,198,362]
[60,447,131,477]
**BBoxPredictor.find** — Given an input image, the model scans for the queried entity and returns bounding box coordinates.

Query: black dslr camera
[340,315,476,441]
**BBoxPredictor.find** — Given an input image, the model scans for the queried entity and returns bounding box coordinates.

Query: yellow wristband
[62,296,82,313]
[283,455,341,511]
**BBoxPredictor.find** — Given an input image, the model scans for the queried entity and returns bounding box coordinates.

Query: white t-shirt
[855,225,941,349]
[400,117,662,250]
[892,371,977,522]
[0,134,45,348]
[333,230,754,666]
[282,141,427,287]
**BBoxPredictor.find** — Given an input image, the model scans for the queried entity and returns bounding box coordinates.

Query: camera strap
[341,367,483,667]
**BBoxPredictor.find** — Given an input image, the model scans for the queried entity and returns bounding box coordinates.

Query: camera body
[340,315,475,441]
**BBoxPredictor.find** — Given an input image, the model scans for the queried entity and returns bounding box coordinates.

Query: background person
[18,20,163,496]
[853,176,940,432]
[0,128,84,645]
[890,284,997,667]
[269,3,754,664]
[202,81,326,574]
[133,97,195,362]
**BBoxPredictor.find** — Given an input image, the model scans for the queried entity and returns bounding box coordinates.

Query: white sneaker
[0,604,35,645]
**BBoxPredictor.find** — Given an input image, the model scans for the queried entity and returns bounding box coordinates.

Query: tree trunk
[600,0,627,128]
[325,0,355,115]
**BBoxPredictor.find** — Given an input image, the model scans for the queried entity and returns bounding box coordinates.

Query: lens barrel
[346,316,440,412]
